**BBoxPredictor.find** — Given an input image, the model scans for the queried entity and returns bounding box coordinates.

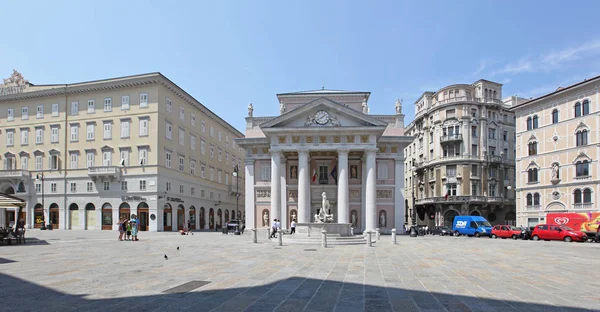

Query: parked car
[452,216,493,237]
[491,225,522,239]
[531,224,587,242]
[431,226,452,236]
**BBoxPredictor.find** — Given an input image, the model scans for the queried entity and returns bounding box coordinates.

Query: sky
[3,0,600,133]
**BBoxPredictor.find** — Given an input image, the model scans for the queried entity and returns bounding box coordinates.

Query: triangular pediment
[260,97,388,129]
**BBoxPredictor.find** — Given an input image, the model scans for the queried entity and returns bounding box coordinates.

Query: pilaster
[245,159,255,228]
[270,150,282,223]
[337,149,349,224]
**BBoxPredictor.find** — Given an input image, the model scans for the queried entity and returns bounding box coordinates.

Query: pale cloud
[492,58,534,76]
[542,40,600,65]
[472,60,487,76]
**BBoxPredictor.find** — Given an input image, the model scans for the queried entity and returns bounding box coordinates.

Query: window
[6,130,14,146]
[50,154,59,170]
[20,157,28,170]
[3,156,15,170]
[88,100,95,113]
[552,109,559,124]
[140,93,148,108]
[138,147,148,166]
[582,99,590,116]
[86,123,95,140]
[165,150,172,168]
[139,180,147,191]
[210,145,214,158]
[528,168,538,183]
[210,167,215,181]
[35,156,43,170]
[37,105,43,118]
[191,114,196,127]
[218,149,222,162]
[503,131,508,141]
[166,122,172,140]
[471,126,477,138]
[21,107,28,120]
[121,181,128,191]
[488,128,496,139]
[526,193,533,206]
[200,163,206,178]
[179,106,185,120]
[190,160,196,175]
[52,104,59,117]
[166,98,172,112]
[528,142,537,155]
[218,169,222,183]
[471,164,478,176]
[179,128,185,145]
[318,165,329,184]
[191,187,195,195]
[8,108,14,121]
[583,188,592,203]
[201,190,205,197]
[104,97,112,112]
[210,126,214,137]
[71,102,79,115]
[575,160,589,177]
[576,130,588,146]
[201,121,206,132]
[574,189,582,204]
[68,182,76,193]
[70,153,78,169]
[225,152,229,164]
[51,126,59,143]
[191,135,196,150]
[180,185,184,193]
[103,181,110,191]
[225,173,229,185]
[139,118,149,136]
[120,149,129,166]
[471,108,477,117]
[471,182,478,195]
[447,184,457,196]
[86,182,93,192]
[86,152,94,168]
[51,183,57,193]
[121,120,130,138]
[70,124,79,141]
[35,183,41,193]
[218,131,222,141]
[20,129,29,145]
[575,102,582,117]
[103,122,112,139]
[121,96,130,110]
[446,165,457,177]
[178,155,184,171]
[102,151,112,166]
[532,115,538,129]
[446,109,456,118]
[201,140,206,155]
[526,117,532,130]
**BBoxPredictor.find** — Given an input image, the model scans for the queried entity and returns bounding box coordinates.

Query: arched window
[528,168,538,183]
[582,99,590,116]
[532,115,539,129]
[552,109,559,124]
[526,193,533,206]
[526,117,532,130]
[583,188,592,203]
[575,160,590,177]
[576,130,588,146]
[533,193,540,206]
[574,189,582,203]
[575,102,582,117]
[528,142,537,156]
[493,90,497,99]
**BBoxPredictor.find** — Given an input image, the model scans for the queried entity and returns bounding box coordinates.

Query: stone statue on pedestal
[262,211,269,227]
[351,211,357,227]
[362,98,368,114]
[248,103,253,117]
[379,212,386,228]
[314,192,334,223]
[279,100,286,114]
[395,99,402,115]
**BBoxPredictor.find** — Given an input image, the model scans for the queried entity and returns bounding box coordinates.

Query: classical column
[361,156,367,231]
[337,149,349,224]
[245,159,255,228]
[365,149,377,232]
[280,156,287,229]
[298,150,309,223]
[394,158,404,230]
[270,150,282,223]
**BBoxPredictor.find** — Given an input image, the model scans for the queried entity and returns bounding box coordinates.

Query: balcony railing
[526,205,541,211]
[0,170,29,178]
[88,166,120,181]
[573,203,593,210]
[486,155,503,163]
[440,134,463,143]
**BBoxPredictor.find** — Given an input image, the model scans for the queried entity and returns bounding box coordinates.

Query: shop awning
[0,192,26,209]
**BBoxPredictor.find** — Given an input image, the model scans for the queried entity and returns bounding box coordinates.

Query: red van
[531,224,587,242]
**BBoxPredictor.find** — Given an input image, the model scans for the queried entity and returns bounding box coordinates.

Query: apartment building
[0,70,245,231]
[404,80,520,228]
[511,76,600,227]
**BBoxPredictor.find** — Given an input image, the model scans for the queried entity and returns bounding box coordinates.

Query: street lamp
[35,173,47,230]
[410,163,418,237]
[232,165,240,220]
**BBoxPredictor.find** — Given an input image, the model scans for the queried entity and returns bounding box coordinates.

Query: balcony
[573,203,593,210]
[415,195,514,205]
[0,170,29,179]
[526,205,541,211]
[88,166,120,181]
[440,134,463,143]
[486,155,503,163]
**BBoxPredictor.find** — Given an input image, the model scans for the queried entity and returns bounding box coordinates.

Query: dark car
[432,226,452,236]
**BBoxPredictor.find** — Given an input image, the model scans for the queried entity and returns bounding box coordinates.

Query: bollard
[350,227,354,236]
[267,228,271,240]
[321,230,327,248]
[376,228,380,240]
[251,228,257,243]
[278,231,283,246]
[391,228,397,244]
[366,230,372,247]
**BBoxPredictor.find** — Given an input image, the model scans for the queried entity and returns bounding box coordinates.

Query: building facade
[404,80,519,228]
[236,90,412,233]
[512,76,600,227]
[0,70,245,231]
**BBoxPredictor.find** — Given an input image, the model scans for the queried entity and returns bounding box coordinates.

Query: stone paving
[1,229,599,312]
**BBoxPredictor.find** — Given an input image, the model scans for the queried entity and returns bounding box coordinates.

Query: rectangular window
[102,151,112,166]
[103,122,112,139]
[166,181,171,192]
[88,100,95,114]
[166,98,172,112]
[488,184,496,197]
[318,165,328,184]
[218,169,222,183]
[190,160,196,175]
[71,102,79,115]
[120,149,129,166]
[122,96,130,110]
[50,155,59,170]
[36,183,41,193]
[446,165,457,177]
[51,183,57,193]
[87,123,95,140]
[104,97,112,112]
[121,181,128,191]
[179,156,184,171]
[138,148,148,166]
[471,164,478,176]
[200,163,206,178]
[447,183,457,196]
[71,182,77,193]
[51,126,59,143]
[86,152,94,168]
[139,118,149,136]
[191,187,195,195]
[165,150,172,168]
[180,185,184,194]
[179,106,185,120]
[6,130,14,146]
[225,173,229,185]
[52,104,59,117]
[488,128,496,139]
[3,157,15,170]
[87,182,93,192]
[166,122,172,140]
[210,145,214,158]
[191,114,196,127]
[70,153,78,169]
[179,128,185,145]
[218,131,222,142]
[20,156,28,170]
[139,93,148,108]
[37,105,44,118]
[21,107,28,120]
[210,167,215,181]
[471,183,478,196]
[210,126,214,137]
[103,181,110,191]
[70,125,79,141]
[377,162,389,179]
[201,121,206,132]
[20,129,28,145]
[471,144,478,156]
[201,140,206,155]
[121,120,130,138]
[503,131,508,141]
[35,156,43,170]
[201,190,205,197]
[139,180,147,191]
[7,108,14,121]
[190,135,196,150]
[489,146,496,156]
[218,149,222,162]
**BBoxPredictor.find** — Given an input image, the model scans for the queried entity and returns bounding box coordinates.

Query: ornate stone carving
[288,190,298,199]
[333,136,341,143]
[391,146,398,153]
[306,136,313,143]
[360,135,369,143]
[376,190,392,198]
[278,136,286,144]
[3,70,28,86]
[347,136,355,143]
[256,190,271,199]
[350,189,360,199]
[379,146,387,153]
[252,148,258,154]
[247,103,253,117]
[292,136,300,143]
[262,147,269,154]
[319,136,327,143]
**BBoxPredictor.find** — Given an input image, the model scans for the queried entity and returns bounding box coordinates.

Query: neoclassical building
[236,89,412,233]
[511,76,600,227]
[0,70,245,231]
[404,80,520,227]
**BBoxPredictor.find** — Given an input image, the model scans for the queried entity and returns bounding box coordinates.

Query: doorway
[137,202,149,231]
[69,204,79,229]
[101,203,112,230]
[119,203,131,220]
[85,203,96,230]
[163,203,172,231]
[177,205,184,231]
[49,203,59,229]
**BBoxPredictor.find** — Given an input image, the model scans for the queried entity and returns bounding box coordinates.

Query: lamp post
[233,165,240,220]
[35,173,47,230]
[410,164,418,237]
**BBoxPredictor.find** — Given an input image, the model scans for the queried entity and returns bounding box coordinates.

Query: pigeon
[164,254,168,260]
[177,246,180,251]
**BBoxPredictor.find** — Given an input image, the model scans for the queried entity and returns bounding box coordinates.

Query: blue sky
[2,0,600,132]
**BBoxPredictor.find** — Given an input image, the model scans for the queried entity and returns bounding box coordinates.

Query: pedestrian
[117,218,125,241]
[187,220,191,235]
[270,219,278,238]
[290,219,296,235]
[126,220,132,241]
[131,215,139,241]
[276,219,281,235]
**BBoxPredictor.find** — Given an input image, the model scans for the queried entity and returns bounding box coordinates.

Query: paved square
[1,230,599,312]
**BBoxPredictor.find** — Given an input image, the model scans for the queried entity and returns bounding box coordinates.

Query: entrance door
[69,210,79,229]
[177,207,184,231]
[6,210,15,227]
[50,208,59,229]
[138,209,149,231]
[86,210,96,230]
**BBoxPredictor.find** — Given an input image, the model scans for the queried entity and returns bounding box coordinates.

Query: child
[126,221,132,241]
[130,218,138,241]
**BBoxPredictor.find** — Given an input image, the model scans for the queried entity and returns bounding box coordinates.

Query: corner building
[404,80,519,227]
[511,76,600,226]
[0,71,245,231]
[236,90,412,233]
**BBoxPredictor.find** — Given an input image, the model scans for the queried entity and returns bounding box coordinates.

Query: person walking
[276,219,281,235]
[290,219,296,235]
[187,220,192,235]
[270,219,278,239]
[117,218,125,241]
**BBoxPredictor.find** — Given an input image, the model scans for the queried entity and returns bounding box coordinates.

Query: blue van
[452,216,493,237]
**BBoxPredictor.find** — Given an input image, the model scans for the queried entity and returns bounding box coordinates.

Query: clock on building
[314,110,330,125]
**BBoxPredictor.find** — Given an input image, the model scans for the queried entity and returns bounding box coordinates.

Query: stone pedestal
[295,223,352,237]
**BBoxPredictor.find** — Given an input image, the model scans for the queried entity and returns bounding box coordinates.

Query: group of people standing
[269,219,297,238]
[117,215,139,241]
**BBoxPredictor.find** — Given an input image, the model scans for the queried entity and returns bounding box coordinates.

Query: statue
[290,211,297,222]
[314,192,334,223]
[362,98,368,114]
[247,103,253,117]
[395,99,402,115]
[279,100,286,114]
[262,211,269,227]
[351,211,357,227]
[551,163,559,180]
[379,212,386,228]
[290,166,297,179]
